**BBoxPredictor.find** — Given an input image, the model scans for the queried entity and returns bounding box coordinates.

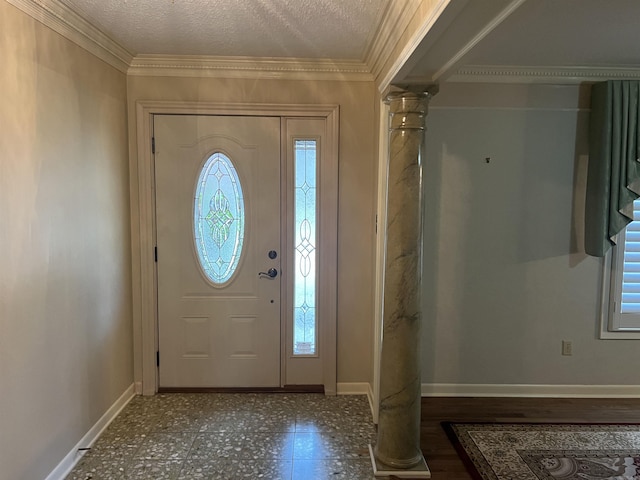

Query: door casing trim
[131,101,339,395]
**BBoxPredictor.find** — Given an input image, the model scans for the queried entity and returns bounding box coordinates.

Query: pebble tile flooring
[66,393,377,480]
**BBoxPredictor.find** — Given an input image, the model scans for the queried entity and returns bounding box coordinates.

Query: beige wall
[0,2,132,479]
[127,75,377,385]
[421,82,639,386]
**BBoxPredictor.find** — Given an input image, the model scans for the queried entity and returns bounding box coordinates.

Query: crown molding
[368,0,453,94]
[128,55,374,81]
[447,65,640,84]
[6,0,133,73]
[365,0,421,84]
[431,0,526,82]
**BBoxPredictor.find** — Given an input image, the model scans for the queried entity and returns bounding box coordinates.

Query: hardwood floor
[420,397,640,479]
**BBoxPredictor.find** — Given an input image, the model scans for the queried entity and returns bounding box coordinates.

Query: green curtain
[585,80,640,257]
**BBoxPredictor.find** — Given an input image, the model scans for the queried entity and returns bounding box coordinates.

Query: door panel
[154,115,281,388]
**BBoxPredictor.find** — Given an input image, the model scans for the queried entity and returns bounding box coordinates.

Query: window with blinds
[621,199,640,313]
[610,197,640,330]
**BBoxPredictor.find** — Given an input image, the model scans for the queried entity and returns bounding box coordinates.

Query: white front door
[154,115,281,388]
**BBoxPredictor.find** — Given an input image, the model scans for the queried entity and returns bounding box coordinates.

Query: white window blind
[621,198,640,313]
[610,197,640,331]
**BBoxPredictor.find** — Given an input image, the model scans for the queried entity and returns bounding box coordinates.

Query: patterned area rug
[443,423,640,479]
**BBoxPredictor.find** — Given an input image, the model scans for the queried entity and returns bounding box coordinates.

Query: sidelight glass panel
[293,140,317,355]
[194,152,244,285]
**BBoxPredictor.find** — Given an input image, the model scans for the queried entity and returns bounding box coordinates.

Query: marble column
[370,90,433,478]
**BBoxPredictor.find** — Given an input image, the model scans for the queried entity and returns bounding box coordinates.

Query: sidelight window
[293,140,317,355]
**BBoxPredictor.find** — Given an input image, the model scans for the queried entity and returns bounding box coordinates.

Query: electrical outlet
[562,340,572,356]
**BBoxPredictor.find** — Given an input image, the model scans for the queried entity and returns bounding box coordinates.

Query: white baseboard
[337,382,375,418]
[45,383,136,480]
[421,383,640,398]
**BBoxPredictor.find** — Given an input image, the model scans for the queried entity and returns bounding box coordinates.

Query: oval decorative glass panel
[193,152,245,285]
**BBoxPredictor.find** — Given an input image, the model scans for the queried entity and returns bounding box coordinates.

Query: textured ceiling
[59,0,387,59]
[48,0,640,83]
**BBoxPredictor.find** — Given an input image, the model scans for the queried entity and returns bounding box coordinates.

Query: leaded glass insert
[293,140,317,355]
[194,152,244,285]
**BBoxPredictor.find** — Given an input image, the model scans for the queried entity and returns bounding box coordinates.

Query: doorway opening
[131,102,339,395]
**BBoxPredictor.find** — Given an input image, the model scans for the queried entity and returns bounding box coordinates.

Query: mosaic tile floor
[66,393,377,480]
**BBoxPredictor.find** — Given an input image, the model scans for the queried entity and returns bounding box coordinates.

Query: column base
[368,444,431,478]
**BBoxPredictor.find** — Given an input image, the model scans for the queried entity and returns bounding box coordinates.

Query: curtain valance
[585,80,640,257]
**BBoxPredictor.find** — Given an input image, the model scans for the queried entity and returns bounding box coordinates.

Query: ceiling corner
[6,0,133,73]
[367,0,457,94]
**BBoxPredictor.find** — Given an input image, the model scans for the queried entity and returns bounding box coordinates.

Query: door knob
[258,268,278,279]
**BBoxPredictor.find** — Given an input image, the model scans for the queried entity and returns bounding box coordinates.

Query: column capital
[386,86,436,130]
[382,83,439,102]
